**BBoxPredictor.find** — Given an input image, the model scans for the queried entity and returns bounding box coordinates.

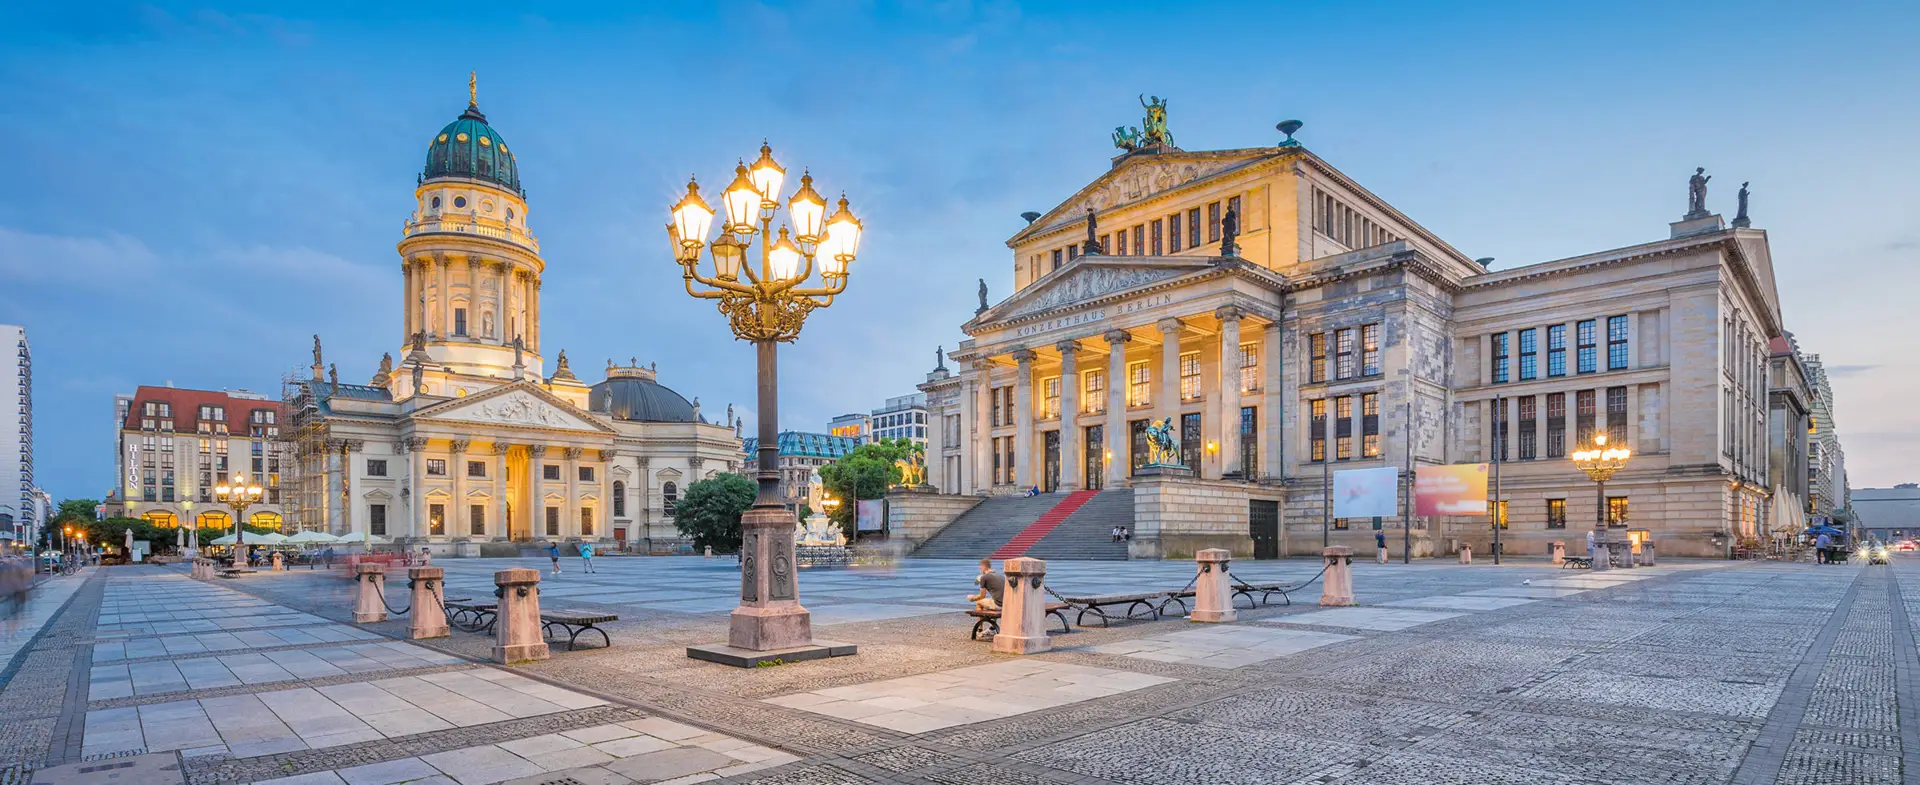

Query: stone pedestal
[271,552,283,571]
[352,563,387,624]
[1641,542,1657,566]
[687,506,856,667]
[408,566,449,639]
[1591,535,1611,572]
[1458,544,1472,565]
[1548,541,1565,565]
[1189,549,1237,623]
[232,543,249,570]
[492,568,550,664]
[992,557,1053,653]
[1612,541,1634,569]
[1320,546,1355,607]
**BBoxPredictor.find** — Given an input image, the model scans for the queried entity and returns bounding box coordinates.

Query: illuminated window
[1309,399,1327,462]
[1042,376,1060,419]
[1335,328,1356,380]
[1180,352,1201,400]
[1335,396,1353,460]
[1084,369,1106,414]
[1546,498,1567,529]
[1309,333,1328,383]
[1362,392,1381,457]
[1607,496,1629,526]
[429,504,445,536]
[1361,324,1381,376]
[1240,342,1260,393]
[1127,362,1151,407]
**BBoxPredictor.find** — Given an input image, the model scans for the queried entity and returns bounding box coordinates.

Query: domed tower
[395,76,545,389]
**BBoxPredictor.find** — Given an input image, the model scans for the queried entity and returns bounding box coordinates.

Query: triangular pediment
[982,257,1211,324]
[411,382,615,434]
[1010,147,1291,245]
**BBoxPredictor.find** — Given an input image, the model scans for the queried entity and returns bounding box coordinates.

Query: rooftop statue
[1687,167,1711,218]
[1140,94,1173,148]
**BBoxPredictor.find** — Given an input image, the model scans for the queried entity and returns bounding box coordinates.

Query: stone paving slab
[1261,607,1465,631]
[1087,625,1360,668]
[765,660,1175,734]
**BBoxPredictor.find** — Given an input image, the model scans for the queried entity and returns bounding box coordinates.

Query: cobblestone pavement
[8,555,1920,784]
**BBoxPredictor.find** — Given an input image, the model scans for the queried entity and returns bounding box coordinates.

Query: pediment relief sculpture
[1003,266,1189,319]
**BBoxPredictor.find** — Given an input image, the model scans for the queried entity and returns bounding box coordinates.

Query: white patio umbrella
[333,532,391,546]
[209,533,239,546]
[247,532,289,546]
[284,531,338,545]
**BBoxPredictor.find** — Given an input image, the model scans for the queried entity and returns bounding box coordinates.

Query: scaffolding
[280,368,331,533]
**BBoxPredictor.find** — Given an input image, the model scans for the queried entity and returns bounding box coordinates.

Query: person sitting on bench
[968,558,1004,612]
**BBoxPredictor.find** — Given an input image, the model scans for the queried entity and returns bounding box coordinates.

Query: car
[1859,545,1892,565]
[1897,540,1917,552]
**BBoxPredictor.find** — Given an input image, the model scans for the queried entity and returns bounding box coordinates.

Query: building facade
[870,393,928,447]
[827,413,870,443]
[743,432,859,510]
[279,87,741,552]
[1802,353,1850,518]
[924,108,1792,557]
[1767,334,1813,535]
[0,325,32,543]
[1854,485,1919,542]
[105,386,290,530]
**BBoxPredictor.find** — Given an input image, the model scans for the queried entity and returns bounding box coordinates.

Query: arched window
[663,482,678,516]
[612,481,626,517]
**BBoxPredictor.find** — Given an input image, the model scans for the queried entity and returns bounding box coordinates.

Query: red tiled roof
[1768,336,1794,356]
[121,386,287,433]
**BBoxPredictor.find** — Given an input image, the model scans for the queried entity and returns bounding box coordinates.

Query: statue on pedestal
[1733,181,1752,228]
[976,279,989,314]
[1686,167,1711,218]
[1219,205,1241,257]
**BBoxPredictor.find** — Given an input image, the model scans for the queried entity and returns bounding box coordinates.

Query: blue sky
[2,1,1915,500]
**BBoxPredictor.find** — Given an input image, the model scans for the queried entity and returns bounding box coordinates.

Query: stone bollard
[409,566,450,639]
[991,558,1052,654]
[1549,541,1566,565]
[704,546,714,558]
[1376,547,1389,564]
[493,568,550,663]
[1189,549,1237,623]
[1458,544,1472,565]
[353,563,388,624]
[191,559,205,579]
[271,552,284,571]
[1320,546,1356,606]
[1641,542,1657,566]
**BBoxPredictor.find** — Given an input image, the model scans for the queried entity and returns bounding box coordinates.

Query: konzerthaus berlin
[921,109,1781,559]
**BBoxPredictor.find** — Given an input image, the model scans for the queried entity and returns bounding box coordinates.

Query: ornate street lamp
[669,143,862,663]
[216,474,265,569]
[1570,433,1631,571]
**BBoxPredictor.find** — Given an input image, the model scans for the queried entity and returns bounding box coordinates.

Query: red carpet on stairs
[990,490,1101,560]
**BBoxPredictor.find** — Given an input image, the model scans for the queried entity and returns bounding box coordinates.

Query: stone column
[1013,350,1035,490]
[401,259,415,341]
[1218,306,1245,477]
[528,445,547,538]
[530,280,542,353]
[353,563,387,623]
[957,375,975,493]
[1320,546,1355,606]
[973,360,994,491]
[449,440,469,539]
[322,438,342,534]
[492,568,549,663]
[991,557,1052,654]
[342,440,362,536]
[408,566,449,639]
[435,254,452,339]
[1158,318,1182,429]
[599,449,618,541]
[563,447,583,539]
[1105,329,1130,486]
[493,443,510,540]
[1264,323,1283,481]
[406,437,428,539]
[1057,340,1081,491]
[1190,549,1236,623]
[465,257,481,336]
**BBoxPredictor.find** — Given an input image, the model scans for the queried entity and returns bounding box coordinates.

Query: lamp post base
[689,505,859,666]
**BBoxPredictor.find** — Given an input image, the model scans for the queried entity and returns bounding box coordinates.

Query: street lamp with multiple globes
[669,143,862,661]
[1570,432,1631,571]
[216,474,264,569]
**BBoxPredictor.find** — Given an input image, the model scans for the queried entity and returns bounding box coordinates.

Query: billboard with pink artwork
[1332,467,1401,518]
[1414,463,1490,516]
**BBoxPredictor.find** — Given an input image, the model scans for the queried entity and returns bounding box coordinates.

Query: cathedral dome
[423,103,523,194]
[589,367,696,423]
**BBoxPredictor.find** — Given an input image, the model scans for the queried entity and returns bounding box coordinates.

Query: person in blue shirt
[546,542,562,575]
[578,542,596,573]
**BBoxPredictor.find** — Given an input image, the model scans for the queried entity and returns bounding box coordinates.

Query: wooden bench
[1560,556,1593,569]
[445,601,497,632]
[1058,593,1169,627]
[541,610,618,650]
[967,603,1071,640]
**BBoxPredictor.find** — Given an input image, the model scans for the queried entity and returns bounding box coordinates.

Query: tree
[674,473,756,553]
[817,438,917,536]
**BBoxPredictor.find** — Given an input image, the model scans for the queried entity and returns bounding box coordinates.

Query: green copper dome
[422,103,522,195]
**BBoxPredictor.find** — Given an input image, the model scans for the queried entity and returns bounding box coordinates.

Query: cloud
[1824,364,1878,378]
[0,226,160,287]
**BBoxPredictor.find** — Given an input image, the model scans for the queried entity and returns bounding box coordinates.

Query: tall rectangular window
[1547,392,1567,458]
[1493,500,1509,530]
[1546,498,1567,529]
[1187,207,1201,248]
[1335,328,1356,380]
[1577,319,1597,374]
[469,504,485,536]
[1309,399,1327,462]
[991,386,1004,426]
[429,503,445,536]
[1576,390,1597,445]
[1168,213,1183,252]
[543,464,561,481]
[1099,235,1110,253]
[1228,195,1241,227]
[1240,342,1260,393]
[1067,244,1078,261]
[1547,324,1567,377]
[1607,315,1629,370]
[1042,376,1060,419]
[1240,406,1258,476]
[369,504,387,536]
[1361,392,1381,457]
[1607,386,1628,444]
[1208,202,1221,242]
[581,508,594,537]
[454,308,468,336]
[1335,396,1354,460]
[1181,412,1202,472]
[1127,361,1151,407]
[427,459,447,476]
[1115,229,1127,255]
[1051,249,1062,270]
[1085,369,1106,413]
[1150,219,1163,255]
[467,460,487,478]
[1607,496,1629,526]
[1129,419,1149,471]
[546,506,560,536]
[1518,328,1538,381]
[1518,395,1538,460]
[1361,324,1381,376]
[578,466,595,482]
[1490,332,1510,384]
[1490,399,1508,462]
[1309,333,1328,383]
[1132,225,1144,256]
[1179,352,1201,400]
[366,459,387,477]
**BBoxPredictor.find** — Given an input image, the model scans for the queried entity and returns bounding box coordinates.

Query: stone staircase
[910,490,1136,561]
[911,493,1067,560]
[1027,489,1134,561]
[990,490,1100,560]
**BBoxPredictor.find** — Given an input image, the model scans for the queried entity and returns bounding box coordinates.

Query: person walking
[546,542,563,575]
[1814,531,1832,564]
[578,541,597,573]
